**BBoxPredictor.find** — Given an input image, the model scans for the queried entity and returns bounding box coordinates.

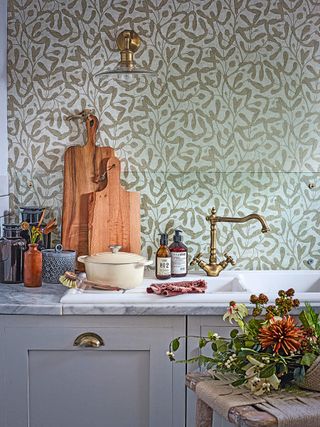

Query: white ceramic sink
[217,270,320,302]
[60,273,247,304]
[238,270,320,294]
[60,270,320,304]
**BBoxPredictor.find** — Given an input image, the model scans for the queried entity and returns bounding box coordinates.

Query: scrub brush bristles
[59,271,78,288]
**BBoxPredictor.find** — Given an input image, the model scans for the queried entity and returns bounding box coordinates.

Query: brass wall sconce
[97,30,156,77]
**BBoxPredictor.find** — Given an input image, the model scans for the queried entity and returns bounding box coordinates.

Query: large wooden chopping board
[62,114,115,260]
[87,156,141,255]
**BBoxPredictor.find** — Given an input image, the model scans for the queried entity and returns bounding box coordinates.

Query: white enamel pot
[77,245,152,289]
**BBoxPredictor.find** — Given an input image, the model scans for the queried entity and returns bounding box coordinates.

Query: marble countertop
[62,300,231,315]
[1,270,320,316]
[0,282,65,315]
[0,281,232,315]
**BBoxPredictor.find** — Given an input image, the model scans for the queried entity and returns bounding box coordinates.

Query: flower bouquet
[168,289,320,395]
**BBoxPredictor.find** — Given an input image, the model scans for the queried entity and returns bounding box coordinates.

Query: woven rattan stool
[186,372,282,427]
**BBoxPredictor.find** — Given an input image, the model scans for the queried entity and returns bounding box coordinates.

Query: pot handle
[77,255,88,264]
[137,259,153,267]
[109,245,121,254]
[55,243,63,252]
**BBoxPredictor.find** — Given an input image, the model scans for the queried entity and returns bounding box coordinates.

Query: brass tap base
[202,265,225,277]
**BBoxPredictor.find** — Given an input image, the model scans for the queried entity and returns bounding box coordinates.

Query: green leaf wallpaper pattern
[7,0,320,269]
[122,171,320,269]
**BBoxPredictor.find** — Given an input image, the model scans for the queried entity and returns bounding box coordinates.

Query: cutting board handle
[105,157,121,186]
[85,114,99,147]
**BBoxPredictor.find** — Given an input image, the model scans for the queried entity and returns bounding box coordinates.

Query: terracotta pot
[24,244,42,287]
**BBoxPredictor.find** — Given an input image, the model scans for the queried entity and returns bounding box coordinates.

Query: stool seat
[186,372,298,427]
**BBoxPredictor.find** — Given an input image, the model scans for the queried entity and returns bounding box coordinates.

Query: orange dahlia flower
[258,316,305,355]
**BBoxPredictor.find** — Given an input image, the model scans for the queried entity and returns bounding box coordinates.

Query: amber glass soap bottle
[155,233,171,280]
[169,229,188,277]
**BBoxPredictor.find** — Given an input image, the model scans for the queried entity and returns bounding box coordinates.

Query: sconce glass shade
[97,30,156,78]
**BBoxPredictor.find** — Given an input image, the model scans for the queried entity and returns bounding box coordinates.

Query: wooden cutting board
[87,156,141,255]
[62,114,116,261]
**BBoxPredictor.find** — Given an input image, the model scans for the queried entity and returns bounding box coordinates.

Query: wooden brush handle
[82,279,122,291]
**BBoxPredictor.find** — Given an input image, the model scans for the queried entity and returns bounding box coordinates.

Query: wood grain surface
[62,114,115,264]
[195,398,213,427]
[87,156,141,255]
[228,405,277,427]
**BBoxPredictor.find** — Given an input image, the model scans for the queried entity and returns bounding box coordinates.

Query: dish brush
[59,271,79,288]
[59,271,122,291]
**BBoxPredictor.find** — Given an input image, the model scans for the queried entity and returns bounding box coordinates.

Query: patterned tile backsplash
[7,0,320,269]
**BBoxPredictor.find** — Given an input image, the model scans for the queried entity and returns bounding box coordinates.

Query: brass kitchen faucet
[191,207,270,277]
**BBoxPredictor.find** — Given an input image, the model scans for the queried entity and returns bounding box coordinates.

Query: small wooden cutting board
[87,156,141,255]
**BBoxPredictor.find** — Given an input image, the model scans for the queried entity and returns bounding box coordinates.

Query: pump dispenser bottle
[169,229,188,277]
[155,233,171,280]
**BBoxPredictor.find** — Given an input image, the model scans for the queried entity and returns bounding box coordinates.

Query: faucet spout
[215,213,270,233]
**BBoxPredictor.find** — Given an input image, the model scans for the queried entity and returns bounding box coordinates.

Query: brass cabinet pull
[73,332,105,348]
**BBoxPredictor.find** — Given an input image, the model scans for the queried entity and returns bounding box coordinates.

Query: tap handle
[190,252,203,266]
[223,252,236,266]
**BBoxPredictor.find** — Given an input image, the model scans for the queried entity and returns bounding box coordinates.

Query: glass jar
[19,206,44,224]
[0,224,26,283]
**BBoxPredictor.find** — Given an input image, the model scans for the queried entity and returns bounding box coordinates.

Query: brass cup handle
[190,252,203,266]
[73,332,105,348]
[224,252,236,266]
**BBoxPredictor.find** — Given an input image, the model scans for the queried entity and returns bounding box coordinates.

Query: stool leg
[195,398,213,427]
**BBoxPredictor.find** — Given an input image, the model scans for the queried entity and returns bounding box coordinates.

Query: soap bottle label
[171,252,187,275]
[157,257,171,276]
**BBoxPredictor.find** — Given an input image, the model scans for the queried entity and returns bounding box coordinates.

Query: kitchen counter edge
[0,283,320,316]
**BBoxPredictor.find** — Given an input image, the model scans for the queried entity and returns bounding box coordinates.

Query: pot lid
[42,244,75,255]
[84,245,146,265]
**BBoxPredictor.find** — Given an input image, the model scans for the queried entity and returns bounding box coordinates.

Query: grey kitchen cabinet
[186,316,235,427]
[1,315,186,427]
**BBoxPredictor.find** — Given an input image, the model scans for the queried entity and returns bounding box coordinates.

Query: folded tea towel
[146,279,207,296]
